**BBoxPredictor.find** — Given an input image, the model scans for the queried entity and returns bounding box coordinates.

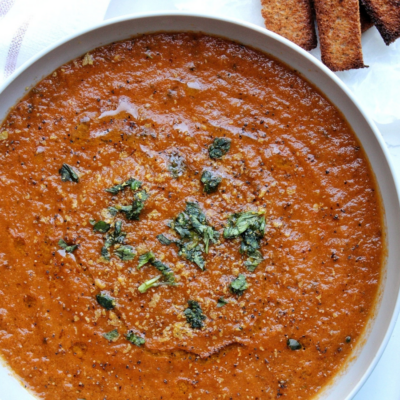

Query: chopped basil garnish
[230,274,248,296]
[208,137,231,159]
[138,251,156,269]
[137,251,176,292]
[177,241,205,270]
[201,170,222,194]
[138,275,162,293]
[224,210,265,239]
[96,291,116,310]
[130,180,142,191]
[157,234,173,246]
[217,297,228,307]
[166,202,219,270]
[101,246,110,259]
[58,238,78,253]
[152,260,175,285]
[125,330,145,347]
[114,245,136,261]
[184,202,219,253]
[107,206,119,216]
[224,210,266,271]
[184,300,206,329]
[101,220,127,261]
[59,163,79,183]
[103,329,119,342]
[105,178,142,194]
[287,338,302,350]
[244,250,264,272]
[93,220,111,233]
[118,189,149,220]
[105,178,147,221]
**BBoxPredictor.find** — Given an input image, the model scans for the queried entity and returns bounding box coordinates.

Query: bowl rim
[1,10,400,400]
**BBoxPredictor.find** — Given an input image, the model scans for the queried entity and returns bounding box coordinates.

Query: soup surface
[0,33,383,399]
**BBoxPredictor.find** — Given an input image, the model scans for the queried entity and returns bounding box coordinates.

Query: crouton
[360,1,374,32]
[260,0,317,50]
[361,0,400,44]
[314,0,365,71]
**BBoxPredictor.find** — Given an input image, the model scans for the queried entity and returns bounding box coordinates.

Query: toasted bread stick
[361,0,400,44]
[314,0,365,71]
[260,0,317,50]
[360,1,374,32]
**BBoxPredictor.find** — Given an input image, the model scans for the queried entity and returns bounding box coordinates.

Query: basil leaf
[118,190,149,221]
[166,201,219,271]
[114,245,136,261]
[130,179,142,191]
[100,221,127,260]
[96,291,116,310]
[58,238,78,253]
[217,297,228,307]
[184,300,206,329]
[114,220,123,236]
[243,249,263,272]
[101,246,110,261]
[137,251,156,269]
[287,338,302,350]
[176,240,205,270]
[186,202,219,253]
[125,330,145,346]
[105,221,127,246]
[152,260,176,285]
[107,206,119,216]
[224,210,265,271]
[157,234,172,246]
[208,137,231,159]
[230,274,248,296]
[103,329,119,342]
[137,252,176,290]
[105,178,142,194]
[105,184,124,195]
[224,211,265,239]
[93,221,111,233]
[138,275,162,293]
[201,170,222,194]
[59,163,79,183]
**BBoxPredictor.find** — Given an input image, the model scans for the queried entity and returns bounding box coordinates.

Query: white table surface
[1,1,398,399]
[103,1,400,399]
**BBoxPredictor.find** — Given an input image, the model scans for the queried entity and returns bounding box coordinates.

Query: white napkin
[0,0,110,84]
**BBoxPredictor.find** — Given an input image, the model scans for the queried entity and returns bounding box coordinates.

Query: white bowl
[1,12,399,400]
